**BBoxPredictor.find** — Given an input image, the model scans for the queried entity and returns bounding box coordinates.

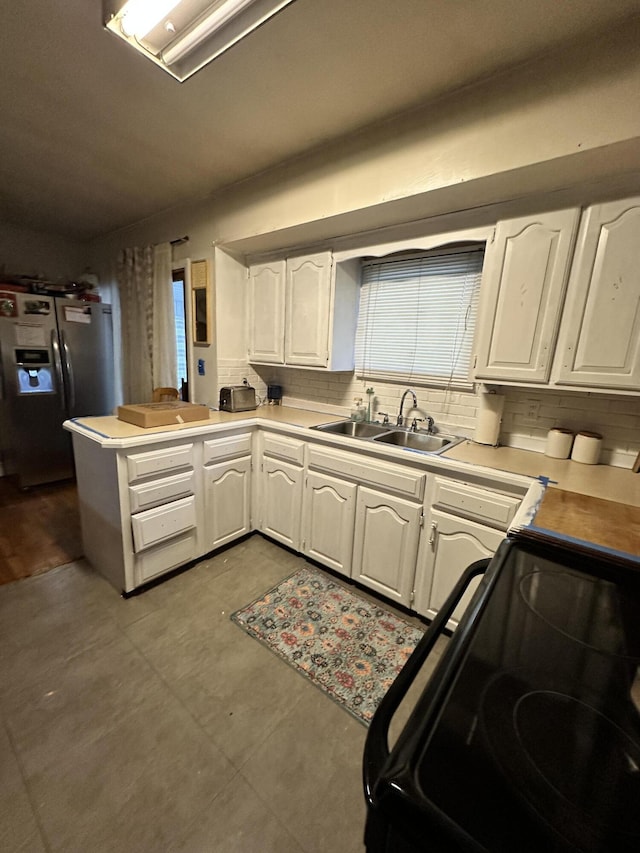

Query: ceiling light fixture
[103,0,296,82]
[119,0,183,39]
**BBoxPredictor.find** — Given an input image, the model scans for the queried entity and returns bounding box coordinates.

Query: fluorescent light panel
[119,0,182,39]
[104,0,296,82]
[162,0,258,64]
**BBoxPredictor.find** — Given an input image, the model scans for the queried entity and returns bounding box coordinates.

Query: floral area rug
[231,565,425,725]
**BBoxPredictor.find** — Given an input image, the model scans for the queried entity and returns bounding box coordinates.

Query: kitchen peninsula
[65,406,640,614]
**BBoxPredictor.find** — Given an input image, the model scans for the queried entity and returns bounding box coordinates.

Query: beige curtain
[117,243,176,403]
[152,243,178,391]
[118,246,153,404]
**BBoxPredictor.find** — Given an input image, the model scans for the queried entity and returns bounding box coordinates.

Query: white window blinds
[354,246,484,388]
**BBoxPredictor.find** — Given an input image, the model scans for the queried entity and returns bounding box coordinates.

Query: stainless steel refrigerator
[0,291,115,488]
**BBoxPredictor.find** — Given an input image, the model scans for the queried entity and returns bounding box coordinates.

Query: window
[354,245,484,389]
[172,270,189,398]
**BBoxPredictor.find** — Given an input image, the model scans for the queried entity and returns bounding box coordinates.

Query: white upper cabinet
[473,209,580,383]
[473,196,640,394]
[553,197,640,391]
[248,252,359,370]
[285,253,332,366]
[247,260,286,363]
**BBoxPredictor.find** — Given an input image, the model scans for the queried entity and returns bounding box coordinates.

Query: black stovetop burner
[364,537,640,853]
[519,567,640,658]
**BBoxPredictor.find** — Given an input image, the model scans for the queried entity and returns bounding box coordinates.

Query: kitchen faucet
[397,389,417,426]
[410,415,435,433]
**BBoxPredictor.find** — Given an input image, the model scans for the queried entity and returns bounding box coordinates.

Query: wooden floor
[0,477,83,585]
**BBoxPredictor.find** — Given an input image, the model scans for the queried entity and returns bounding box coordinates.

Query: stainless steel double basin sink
[310,420,463,455]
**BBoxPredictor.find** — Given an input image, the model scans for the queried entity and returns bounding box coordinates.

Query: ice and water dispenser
[15,348,54,394]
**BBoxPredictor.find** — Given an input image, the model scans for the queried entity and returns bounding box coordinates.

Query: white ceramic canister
[571,431,603,465]
[544,428,574,459]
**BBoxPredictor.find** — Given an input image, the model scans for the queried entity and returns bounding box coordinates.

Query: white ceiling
[2,0,639,242]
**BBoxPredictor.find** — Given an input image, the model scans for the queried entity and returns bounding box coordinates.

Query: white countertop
[66,405,640,561]
[66,405,333,440]
[66,405,640,508]
[444,441,640,509]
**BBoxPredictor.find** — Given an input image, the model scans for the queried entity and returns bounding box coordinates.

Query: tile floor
[0,535,445,853]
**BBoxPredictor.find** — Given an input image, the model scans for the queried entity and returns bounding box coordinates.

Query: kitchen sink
[310,420,463,454]
[311,421,392,438]
[372,431,460,452]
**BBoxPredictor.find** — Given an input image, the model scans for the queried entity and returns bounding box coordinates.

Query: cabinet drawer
[262,433,305,465]
[131,495,197,552]
[432,478,520,529]
[128,471,195,514]
[136,530,198,583]
[127,444,194,482]
[308,446,425,501]
[203,433,252,465]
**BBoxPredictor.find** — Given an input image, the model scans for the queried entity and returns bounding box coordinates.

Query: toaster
[219,385,257,412]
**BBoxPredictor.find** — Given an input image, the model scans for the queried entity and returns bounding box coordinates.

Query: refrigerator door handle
[60,331,75,411]
[51,330,67,409]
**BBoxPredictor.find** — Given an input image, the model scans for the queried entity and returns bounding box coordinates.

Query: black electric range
[363,536,640,852]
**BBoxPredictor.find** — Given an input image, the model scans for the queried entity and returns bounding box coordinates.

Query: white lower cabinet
[126,442,200,588]
[302,445,426,605]
[258,434,306,550]
[72,422,526,603]
[204,456,252,550]
[414,475,521,626]
[72,428,259,593]
[260,456,304,550]
[352,486,422,607]
[415,509,505,625]
[302,471,357,577]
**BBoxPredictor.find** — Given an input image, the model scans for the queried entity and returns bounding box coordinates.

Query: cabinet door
[285,252,332,367]
[302,471,357,577]
[260,457,303,550]
[417,510,504,625]
[352,487,421,607]
[473,210,579,383]
[554,198,640,390]
[248,260,286,363]
[204,456,252,550]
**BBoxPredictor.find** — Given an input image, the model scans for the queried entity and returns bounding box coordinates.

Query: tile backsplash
[500,388,640,467]
[216,359,640,468]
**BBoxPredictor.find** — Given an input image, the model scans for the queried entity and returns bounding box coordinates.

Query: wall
[0,221,87,281]
[501,389,639,467]
[88,19,640,256]
[86,20,640,467]
[209,17,640,253]
[246,367,640,469]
